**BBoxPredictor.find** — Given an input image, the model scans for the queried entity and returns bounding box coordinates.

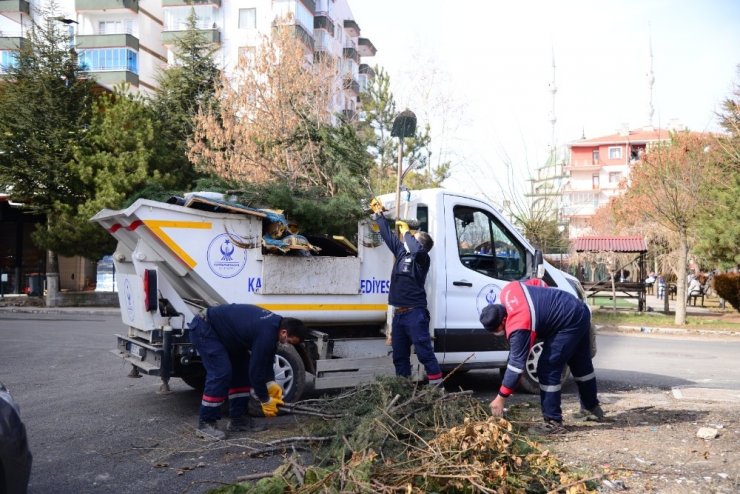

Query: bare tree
[189,22,340,195]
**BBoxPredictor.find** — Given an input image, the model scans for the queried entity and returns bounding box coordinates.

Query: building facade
[1,0,375,111]
[561,126,671,239]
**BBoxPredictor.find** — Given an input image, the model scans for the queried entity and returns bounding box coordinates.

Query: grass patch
[587,296,636,309]
[592,309,740,332]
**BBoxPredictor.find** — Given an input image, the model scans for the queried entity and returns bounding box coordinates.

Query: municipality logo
[476,284,502,316]
[207,234,247,278]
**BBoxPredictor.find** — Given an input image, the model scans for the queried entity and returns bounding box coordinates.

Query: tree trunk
[674,233,688,325]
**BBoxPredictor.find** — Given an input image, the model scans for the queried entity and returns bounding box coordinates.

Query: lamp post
[391,110,417,220]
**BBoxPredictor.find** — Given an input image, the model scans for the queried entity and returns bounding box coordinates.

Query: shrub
[713,273,740,312]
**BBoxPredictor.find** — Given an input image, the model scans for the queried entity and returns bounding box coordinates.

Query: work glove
[260,396,284,417]
[396,220,410,237]
[370,197,386,215]
[266,381,284,401]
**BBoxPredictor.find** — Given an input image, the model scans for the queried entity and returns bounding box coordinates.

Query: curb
[597,324,740,338]
[0,306,120,316]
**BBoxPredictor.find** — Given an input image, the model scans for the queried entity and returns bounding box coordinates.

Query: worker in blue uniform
[370,198,443,386]
[188,304,309,440]
[480,280,603,433]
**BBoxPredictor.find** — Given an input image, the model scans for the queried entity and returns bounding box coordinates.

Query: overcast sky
[350,0,740,198]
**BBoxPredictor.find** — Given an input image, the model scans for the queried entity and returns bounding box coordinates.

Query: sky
[350,0,740,201]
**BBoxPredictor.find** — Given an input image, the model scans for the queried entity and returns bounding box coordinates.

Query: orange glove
[260,396,284,417]
[370,198,386,214]
[266,381,284,401]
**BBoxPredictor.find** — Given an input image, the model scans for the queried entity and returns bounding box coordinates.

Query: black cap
[480,304,507,331]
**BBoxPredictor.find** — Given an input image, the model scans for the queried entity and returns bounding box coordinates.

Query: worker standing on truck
[479,280,603,433]
[187,304,309,440]
[370,199,443,386]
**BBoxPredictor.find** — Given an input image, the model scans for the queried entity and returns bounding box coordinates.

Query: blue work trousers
[537,305,598,422]
[188,316,251,422]
[391,308,442,380]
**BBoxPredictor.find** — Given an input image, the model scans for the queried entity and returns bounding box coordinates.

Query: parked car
[0,381,32,494]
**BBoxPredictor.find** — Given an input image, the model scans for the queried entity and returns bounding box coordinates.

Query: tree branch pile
[214,377,596,493]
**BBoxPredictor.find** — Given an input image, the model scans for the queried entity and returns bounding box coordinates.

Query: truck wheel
[180,366,206,391]
[275,344,306,403]
[517,341,570,394]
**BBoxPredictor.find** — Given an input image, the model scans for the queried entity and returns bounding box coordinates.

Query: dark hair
[416,231,434,251]
[280,317,309,342]
[480,304,507,332]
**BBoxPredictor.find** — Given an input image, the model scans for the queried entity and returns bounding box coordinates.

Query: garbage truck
[92,188,592,401]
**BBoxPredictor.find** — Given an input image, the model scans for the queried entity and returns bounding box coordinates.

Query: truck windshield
[454,206,526,280]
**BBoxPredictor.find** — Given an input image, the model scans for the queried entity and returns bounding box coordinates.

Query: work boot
[196,420,226,441]
[529,418,567,435]
[573,405,605,422]
[227,416,267,433]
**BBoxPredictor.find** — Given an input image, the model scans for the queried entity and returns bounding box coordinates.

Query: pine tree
[0,1,97,304]
[150,9,220,191]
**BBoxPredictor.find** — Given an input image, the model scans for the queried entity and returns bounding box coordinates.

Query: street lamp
[391,109,416,220]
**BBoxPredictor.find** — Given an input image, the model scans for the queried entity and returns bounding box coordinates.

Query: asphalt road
[1,311,739,493]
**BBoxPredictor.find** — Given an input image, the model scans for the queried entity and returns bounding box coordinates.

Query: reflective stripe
[507,364,524,374]
[520,283,537,332]
[201,400,223,408]
[573,372,596,382]
[228,391,251,399]
[540,383,561,392]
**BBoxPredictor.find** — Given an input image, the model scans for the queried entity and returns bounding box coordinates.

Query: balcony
[343,19,360,37]
[89,70,138,88]
[162,0,220,5]
[162,28,220,45]
[313,14,334,36]
[76,33,138,50]
[357,37,376,57]
[343,75,359,94]
[0,36,27,51]
[0,0,30,15]
[75,0,138,12]
[342,40,358,63]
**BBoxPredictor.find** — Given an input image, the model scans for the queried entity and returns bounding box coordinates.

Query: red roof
[569,128,672,147]
[574,236,647,253]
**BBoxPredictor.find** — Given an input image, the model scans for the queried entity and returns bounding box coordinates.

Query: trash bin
[27,273,44,297]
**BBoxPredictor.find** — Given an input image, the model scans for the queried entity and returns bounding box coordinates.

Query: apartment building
[0,0,375,115]
[0,0,375,295]
[561,126,671,239]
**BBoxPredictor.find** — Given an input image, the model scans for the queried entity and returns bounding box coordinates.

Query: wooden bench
[687,290,705,307]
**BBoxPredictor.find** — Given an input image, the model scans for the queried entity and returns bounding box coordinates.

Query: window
[78,48,138,73]
[592,149,599,164]
[454,206,526,281]
[0,50,18,73]
[163,5,217,31]
[98,20,134,35]
[608,172,622,183]
[608,146,622,160]
[238,8,256,29]
[592,174,600,189]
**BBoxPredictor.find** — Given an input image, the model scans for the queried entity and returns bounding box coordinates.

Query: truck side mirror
[533,250,545,279]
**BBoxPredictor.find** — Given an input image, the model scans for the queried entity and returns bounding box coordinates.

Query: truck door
[440,196,529,365]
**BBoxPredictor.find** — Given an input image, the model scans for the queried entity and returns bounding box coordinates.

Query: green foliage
[235,182,365,240]
[694,72,740,268]
[150,8,220,190]
[40,88,158,259]
[0,5,96,215]
[713,273,740,312]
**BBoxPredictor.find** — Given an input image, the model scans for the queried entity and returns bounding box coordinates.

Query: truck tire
[180,366,206,390]
[275,344,306,403]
